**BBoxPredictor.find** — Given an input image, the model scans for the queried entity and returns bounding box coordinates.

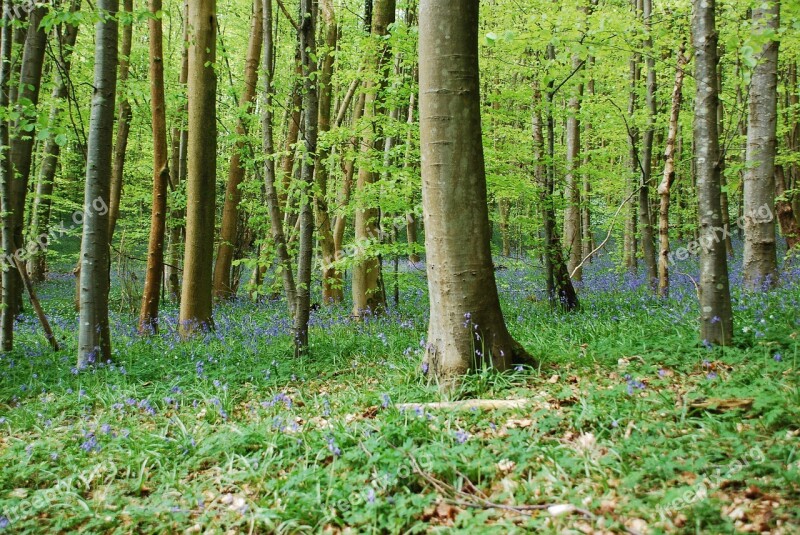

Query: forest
[0,0,799,532]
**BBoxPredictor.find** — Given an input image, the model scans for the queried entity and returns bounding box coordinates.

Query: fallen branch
[395,399,531,411]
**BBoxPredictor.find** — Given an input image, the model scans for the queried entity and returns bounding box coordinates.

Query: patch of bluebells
[624,374,646,395]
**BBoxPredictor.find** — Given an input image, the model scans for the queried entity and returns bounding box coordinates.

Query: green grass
[1,257,798,533]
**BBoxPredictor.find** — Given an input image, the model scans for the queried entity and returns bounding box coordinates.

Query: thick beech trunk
[419,0,533,386]
[743,0,780,289]
[693,0,732,345]
[179,0,217,337]
[77,0,119,367]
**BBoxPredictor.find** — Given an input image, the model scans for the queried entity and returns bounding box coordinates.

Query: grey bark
[419,0,533,386]
[743,0,779,289]
[693,0,733,345]
[78,0,119,367]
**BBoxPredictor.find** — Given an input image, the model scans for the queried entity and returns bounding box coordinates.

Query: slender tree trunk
[9,4,47,317]
[166,0,189,303]
[314,0,343,305]
[564,54,583,281]
[693,0,732,345]
[743,0,779,289]
[786,63,800,226]
[352,0,395,318]
[716,57,734,257]
[639,0,658,289]
[279,57,303,221]
[581,57,594,259]
[293,0,319,355]
[419,0,533,387]
[1,0,15,351]
[107,0,133,240]
[405,98,421,264]
[77,0,119,367]
[536,70,578,311]
[179,0,217,337]
[28,0,81,283]
[138,0,170,333]
[213,0,263,300]
[332,91,366,255]
[657,46,688,298]
[624,40,639,272]
[775,165,799,250]
[262,0,297,316]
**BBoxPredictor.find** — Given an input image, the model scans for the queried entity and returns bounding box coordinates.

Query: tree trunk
[581,57,594,259]
[332,91,366,256]
[138,0,170,333]
[166,0,189,303]
[639,0,658,290]
[693,0,732,345]
[775,165,799,250]
[179,0,217,337]
[352,0,394,318]
[743,0,779,289]
[9,4,48,317]
[657,46,688,298]
[107,0,133,240]
[262,0,297,316]
[77,0,119,367]
[624,42,639,272]
[28,0,81,283]
[213,0,263,300]
[716,62,734,258]
[0,0,14,351]
[419,0,533,387]
[564,54,583,281]
[315,0,343,305]
[293,0,319,355]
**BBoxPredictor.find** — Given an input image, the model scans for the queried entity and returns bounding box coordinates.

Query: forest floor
[1,246,799,534]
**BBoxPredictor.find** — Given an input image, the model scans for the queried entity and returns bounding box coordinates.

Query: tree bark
[179,0,217,337]
[693,0,732,345]
[107,0,133,240]
[352,0,395,318]
[28,0,81,283]
[639,0,658,290]
[775,165,799,250]
[419,0,533,387]
[293,0,319,355]
[564,54,583,281]
[9,4,48,317]
[138,0,170,333]
[743,0,779,289]
[657,46,688,298]
[1,0,14,351]
[77,0,119,367]
[581,57,594,259]
[213,0,263,300]
[166,0,189,303]
[262,0,297,316]
[314,0,343,305]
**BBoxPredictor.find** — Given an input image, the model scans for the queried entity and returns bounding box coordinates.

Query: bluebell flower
[455,430,470,444]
